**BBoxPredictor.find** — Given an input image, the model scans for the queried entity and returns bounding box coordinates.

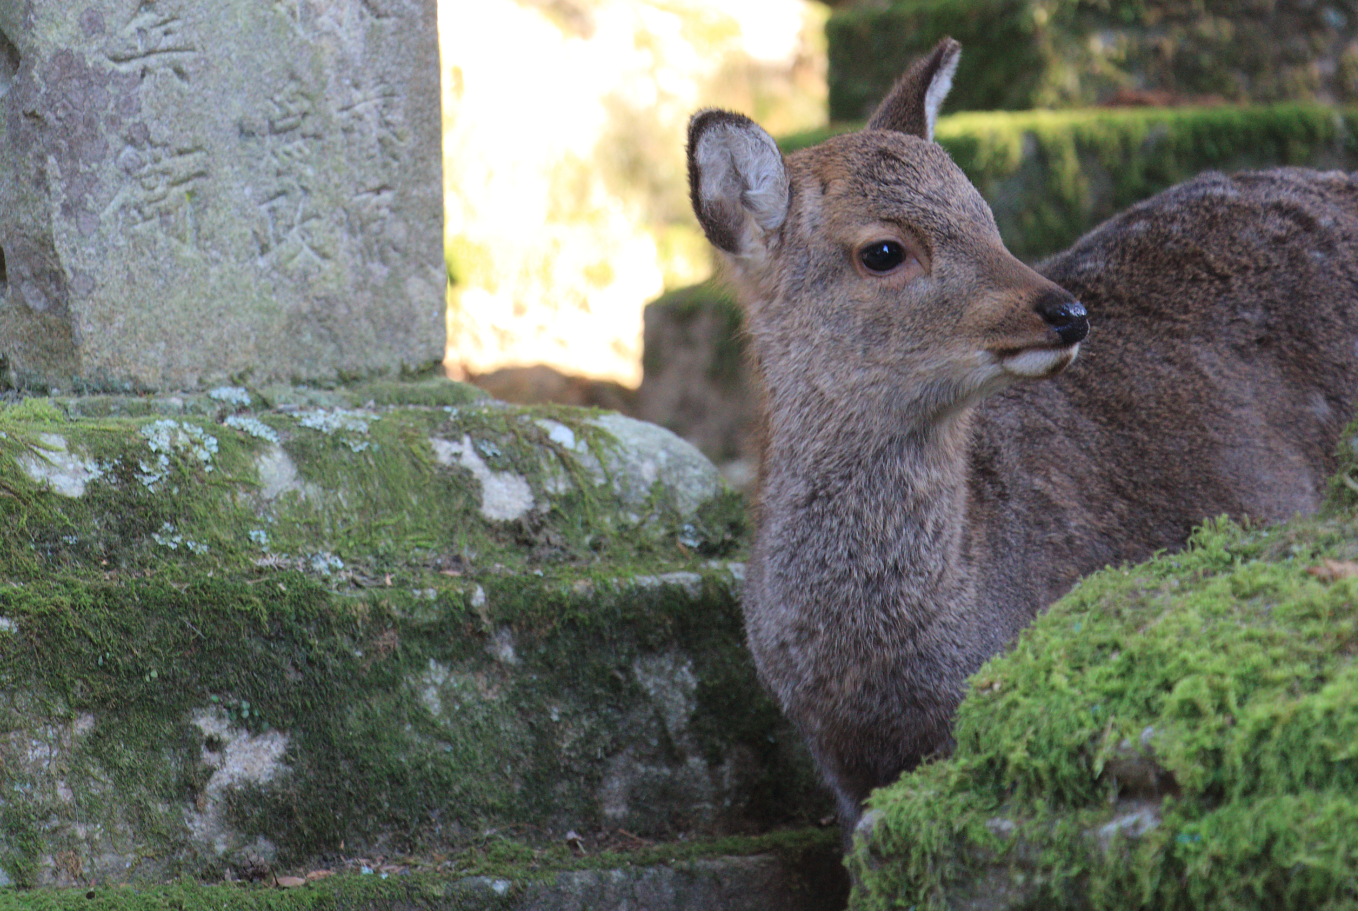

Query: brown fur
[687,38,1358,844]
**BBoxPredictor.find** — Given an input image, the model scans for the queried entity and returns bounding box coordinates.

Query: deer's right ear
[687,110,790,256]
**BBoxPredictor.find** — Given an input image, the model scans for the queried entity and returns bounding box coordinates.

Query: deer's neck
[753,399,977,622]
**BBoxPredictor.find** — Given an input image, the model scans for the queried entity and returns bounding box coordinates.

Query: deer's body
[688,39,1358,839]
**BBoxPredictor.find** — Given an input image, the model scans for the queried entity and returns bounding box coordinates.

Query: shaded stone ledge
[0,833,849,911]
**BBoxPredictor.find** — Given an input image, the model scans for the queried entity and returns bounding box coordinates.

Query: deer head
[687,38,1088,434]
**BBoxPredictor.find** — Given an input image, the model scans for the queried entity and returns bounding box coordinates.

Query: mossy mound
[0,382,828,892]
[850,492,1358,908]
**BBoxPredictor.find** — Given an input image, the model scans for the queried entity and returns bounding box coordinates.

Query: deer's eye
[858,240,908,274]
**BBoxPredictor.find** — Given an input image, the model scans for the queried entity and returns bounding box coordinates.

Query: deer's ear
[866,37,961,141]
[687,109,790,256]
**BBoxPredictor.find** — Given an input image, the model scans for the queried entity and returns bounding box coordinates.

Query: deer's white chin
[1001,345,1079,379]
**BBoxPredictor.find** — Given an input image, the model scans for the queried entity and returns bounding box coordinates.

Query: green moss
[262,406,465,565]
[0,398,66,425]
[1328,423,1358,508]
[0,406,270,577]
[850,505,1358,909]
[945,103,1358,260]
[263,376,487,410]
[442,826,840,882]
[0,387,786,886]
[827,0,1043,119]
[0,874,512,911]
[827,0,1358,120]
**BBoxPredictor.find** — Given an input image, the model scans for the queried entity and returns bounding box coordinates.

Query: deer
[687,36,1358,845]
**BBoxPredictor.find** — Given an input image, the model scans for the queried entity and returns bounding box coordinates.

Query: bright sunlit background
[439,0,827,387]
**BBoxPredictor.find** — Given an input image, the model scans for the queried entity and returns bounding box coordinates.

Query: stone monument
[0,0,445,391]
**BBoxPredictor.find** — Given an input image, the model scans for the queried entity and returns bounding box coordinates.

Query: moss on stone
[0,385,790,888]
[827,0,1043,119]
[258,376,488,410]
[849,498,1358,909]
[0,387,745,581]
[944,103,1358,260]
[0,553,822,885]
[0,873,517,911]
[0,404,268,576]
[1327,422,1358,509]
[827,0,1358,120]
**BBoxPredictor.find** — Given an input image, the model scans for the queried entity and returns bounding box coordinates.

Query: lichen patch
[297,409,373,453]
[632,652,698,745]
[254,444,317,501]
[487,627,519,665]
[419,659,451,717]
[188,709,291,856]
[18,433,102,497]
[138,419,219,489]
[192,710,290,793]
[431,434,534,521]
[588,413,723,515]
[537,419,580,452]
[209,386,252,408]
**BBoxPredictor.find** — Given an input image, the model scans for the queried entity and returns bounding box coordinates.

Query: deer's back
[971,168,1358,606]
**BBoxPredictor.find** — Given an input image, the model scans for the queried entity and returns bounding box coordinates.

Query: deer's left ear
[866,37,961,141]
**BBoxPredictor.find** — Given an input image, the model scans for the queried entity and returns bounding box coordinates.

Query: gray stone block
[0,0,445,392]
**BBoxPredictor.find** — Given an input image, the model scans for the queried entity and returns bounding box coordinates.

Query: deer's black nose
[1037,291,1089,346]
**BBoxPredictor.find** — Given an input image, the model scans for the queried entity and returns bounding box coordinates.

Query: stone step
[0,380,832,892]
[20,832,849,911]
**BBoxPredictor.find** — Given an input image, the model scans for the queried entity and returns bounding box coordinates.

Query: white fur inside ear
[736,129,789,234]
[922,47,960,141]
[697,121,788,237]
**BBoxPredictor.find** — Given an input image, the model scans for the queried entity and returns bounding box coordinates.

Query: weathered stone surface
[0,564,820,886]
[0,0,445,392]
[2,377,748,577]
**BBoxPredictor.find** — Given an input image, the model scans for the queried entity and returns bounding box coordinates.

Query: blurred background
[440,0,828,389]
[440,0,1358,484]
